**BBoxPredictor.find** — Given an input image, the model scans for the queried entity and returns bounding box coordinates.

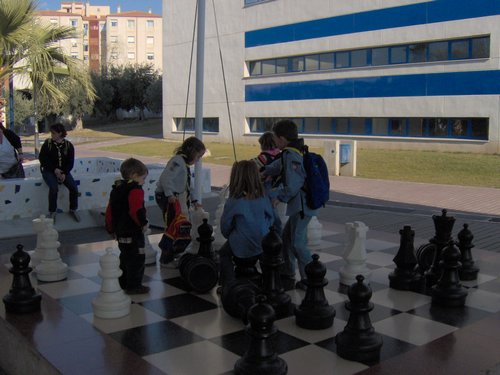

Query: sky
[38,0,162,15]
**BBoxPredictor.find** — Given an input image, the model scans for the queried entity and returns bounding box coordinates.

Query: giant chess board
[2,217,500,375]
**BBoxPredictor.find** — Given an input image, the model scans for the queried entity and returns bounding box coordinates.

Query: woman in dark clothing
[38,123,80,223]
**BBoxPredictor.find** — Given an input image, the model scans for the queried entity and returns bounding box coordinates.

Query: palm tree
[0,0,95,129]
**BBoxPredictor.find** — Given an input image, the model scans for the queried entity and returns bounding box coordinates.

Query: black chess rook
[3,244,42,314]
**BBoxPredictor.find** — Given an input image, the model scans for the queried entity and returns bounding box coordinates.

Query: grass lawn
[69,120,500,189]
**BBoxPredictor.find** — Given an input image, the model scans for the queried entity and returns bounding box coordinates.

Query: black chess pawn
[389,225,422,291]
[295,254,335,329]
[221,278,261,324]
[178,218,219,293]
[3,244,42,314]
[431,241,468,307]
[456,224,479,281]
[234,295,288,375]
[197,218,215,260]
[335,275,383,366]
[424,209,456,288]
[260,226,293,319]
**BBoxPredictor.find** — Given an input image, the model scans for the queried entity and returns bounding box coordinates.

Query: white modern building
[163,0,500,154]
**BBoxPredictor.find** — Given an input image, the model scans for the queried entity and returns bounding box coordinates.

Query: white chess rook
[92,248,131,319]
[339,221,371,287]
[34,218,68,282]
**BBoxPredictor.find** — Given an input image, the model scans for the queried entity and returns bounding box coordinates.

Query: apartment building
[163,0,500,154]
[103,9,162,72]
[37,2,162,73]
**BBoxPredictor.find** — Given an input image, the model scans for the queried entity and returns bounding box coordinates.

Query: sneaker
[295,280,308,291]
[48,212,56,224]
[125,285,150,295]
[70,210,81,222]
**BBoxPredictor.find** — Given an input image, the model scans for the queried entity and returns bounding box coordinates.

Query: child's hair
[120,158,148,180]
[50,123,67,138]
[272,119,298,141]
[175,136,206,164]
[229,160,265,199]
[258,131,276,151]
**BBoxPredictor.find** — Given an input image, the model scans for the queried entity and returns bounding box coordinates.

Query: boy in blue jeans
[263,120,318,290]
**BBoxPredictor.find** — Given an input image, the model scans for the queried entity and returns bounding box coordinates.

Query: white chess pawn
[35,219,68,282]
[141,228,157,265]
[339,221,371,287]
[92,247,131,319]
[307,215,323,248]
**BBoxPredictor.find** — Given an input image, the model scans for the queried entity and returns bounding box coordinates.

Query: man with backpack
[262,119,319,291]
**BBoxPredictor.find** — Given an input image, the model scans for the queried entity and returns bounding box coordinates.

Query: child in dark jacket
[38,123,79,222]
[105,158,150,295]
[219,160,277,286]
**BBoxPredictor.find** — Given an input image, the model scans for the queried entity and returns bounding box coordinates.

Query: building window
[128,19,135,28]
[248,36,490,77]
[146,36,154,45]
[110,19,118,27]
[372,47,389,66]
[247,117,488,140]
[110,35,118,43]
[147,53,154,60]
[71,53,78,59]
[244,0,268,5]
[127,52,135,59]
[110,53,118,60]
[71,19,78,27]
[472,37,489,58]
[83,44,89,52]
[71,39,78,47]
[351,49,368,67]
[127,36,135,44]
[83,24,88,36]
[175,118,219,132]
[50,18,58,25]
[146,20,154,28]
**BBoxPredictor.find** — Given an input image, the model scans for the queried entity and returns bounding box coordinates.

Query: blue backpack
[285,146,330,210]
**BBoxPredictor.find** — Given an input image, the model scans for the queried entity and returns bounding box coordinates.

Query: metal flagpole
[194,0,206,204]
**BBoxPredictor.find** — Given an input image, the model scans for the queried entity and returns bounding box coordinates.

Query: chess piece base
[3,293,42,314]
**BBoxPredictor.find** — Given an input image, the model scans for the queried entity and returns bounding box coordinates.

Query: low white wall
[0,157,213,221]
[0,157,164,220]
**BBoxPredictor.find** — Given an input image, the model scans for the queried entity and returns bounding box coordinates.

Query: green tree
[144,75,162,114]
[117,63,159,120]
